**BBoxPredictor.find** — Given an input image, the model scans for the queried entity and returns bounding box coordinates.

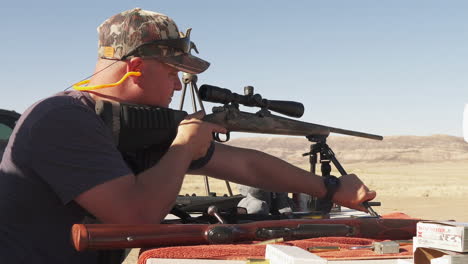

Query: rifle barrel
[329,127,383,141]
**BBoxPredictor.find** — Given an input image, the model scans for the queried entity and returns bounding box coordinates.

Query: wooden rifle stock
[203,107,383,141]
[72,217,419,251]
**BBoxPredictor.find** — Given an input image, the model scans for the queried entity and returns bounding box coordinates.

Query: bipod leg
[309,143,319,174]
[321,143,380,217]
[322,145,347,175]
[313,141,335,214]
[295,140,321,211]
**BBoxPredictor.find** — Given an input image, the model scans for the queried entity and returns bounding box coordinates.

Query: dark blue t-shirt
[0,91,132,263]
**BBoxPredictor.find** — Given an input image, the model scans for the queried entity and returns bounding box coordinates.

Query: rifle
[72,217,418,251]
[95,86,382,146]
[199,84,383,141]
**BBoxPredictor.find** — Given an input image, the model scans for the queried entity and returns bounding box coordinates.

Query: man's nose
[174,76,182,91]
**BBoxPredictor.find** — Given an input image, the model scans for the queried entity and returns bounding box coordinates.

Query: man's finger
[354,191,377,213]
[366,190,377,201]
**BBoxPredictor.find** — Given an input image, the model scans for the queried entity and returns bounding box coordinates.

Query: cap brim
[157,54,210,74]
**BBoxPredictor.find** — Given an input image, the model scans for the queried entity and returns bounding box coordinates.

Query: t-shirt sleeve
[30,104,132,204]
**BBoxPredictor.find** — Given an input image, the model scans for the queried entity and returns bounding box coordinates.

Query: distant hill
[226,135,468,165]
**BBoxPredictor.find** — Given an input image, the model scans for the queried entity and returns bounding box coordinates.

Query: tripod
[179,73,233,197]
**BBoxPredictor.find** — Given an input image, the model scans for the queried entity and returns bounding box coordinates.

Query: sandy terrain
[123,135,468,264]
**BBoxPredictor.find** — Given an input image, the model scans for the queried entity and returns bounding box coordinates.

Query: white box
[416,221,468,252]
[265,244,327,264]
[431,255,468,264]
[414,236,467,253]
[414,247,468,264]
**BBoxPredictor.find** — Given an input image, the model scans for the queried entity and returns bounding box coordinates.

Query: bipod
[302,135,380,217]
[179,73,233,197]
[304,135,342,214]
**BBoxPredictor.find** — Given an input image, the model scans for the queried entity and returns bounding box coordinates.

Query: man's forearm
[242,150,327,197]
[199,143,376,212]
[200,144,327,198]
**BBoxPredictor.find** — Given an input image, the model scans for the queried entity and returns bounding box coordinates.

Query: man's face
[136,59,182,107]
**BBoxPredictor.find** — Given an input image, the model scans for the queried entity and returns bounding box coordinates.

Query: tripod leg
[204,175,211,196]
[179,83,188,110]
[190,82,206,112]
[186,80,212,195]
[225,181,233,196]
[190,82,233,196]
[181,75,234,198]
[189,82,198,112]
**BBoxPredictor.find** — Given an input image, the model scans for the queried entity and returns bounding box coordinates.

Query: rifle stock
[72,217,418,251]
[203,110,330,137]
[203,107,383,141]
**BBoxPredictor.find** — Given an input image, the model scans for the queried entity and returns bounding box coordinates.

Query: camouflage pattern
[97,8,210,74]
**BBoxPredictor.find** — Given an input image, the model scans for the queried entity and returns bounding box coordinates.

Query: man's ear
[126,57,143,85]
[127,57,143,73]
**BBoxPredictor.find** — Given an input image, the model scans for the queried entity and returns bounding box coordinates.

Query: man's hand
[331,174,377,212]
[172,111,227,160]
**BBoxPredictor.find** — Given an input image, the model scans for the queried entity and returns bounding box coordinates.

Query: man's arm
[75,144,191,224]
[193,143,376,212]
[75,115,227,224]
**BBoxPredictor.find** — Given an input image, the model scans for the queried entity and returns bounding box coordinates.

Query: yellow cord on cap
[72,71,142,91]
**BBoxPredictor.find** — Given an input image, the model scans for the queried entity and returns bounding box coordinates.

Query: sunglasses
[121,28,197,60]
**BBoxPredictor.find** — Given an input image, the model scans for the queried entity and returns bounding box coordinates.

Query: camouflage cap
[97,8,210,74]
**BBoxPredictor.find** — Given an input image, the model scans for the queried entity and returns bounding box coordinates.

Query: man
[0,8,376,264]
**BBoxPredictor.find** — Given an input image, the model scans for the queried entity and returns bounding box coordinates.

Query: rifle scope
[199,84,304,118]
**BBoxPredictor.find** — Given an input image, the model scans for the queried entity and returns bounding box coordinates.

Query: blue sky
[2,1,467,137]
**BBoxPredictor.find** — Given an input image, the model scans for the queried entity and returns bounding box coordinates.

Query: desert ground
[123,135,468,263]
